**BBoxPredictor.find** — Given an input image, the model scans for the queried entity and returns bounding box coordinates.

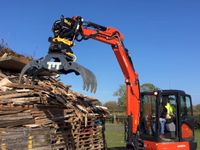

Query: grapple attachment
[19,53,97,93]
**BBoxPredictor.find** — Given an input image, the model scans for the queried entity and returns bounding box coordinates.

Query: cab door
[140,93,158,140]
[179,94,195,141]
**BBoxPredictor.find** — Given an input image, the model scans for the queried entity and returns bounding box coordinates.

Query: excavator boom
[80,22,140,134]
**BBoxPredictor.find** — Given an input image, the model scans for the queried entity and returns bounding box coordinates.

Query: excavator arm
[78,20,140,135]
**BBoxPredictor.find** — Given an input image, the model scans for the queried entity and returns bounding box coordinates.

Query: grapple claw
[19,59,42,83]
[65,62,97,93]
[19,53,97,93]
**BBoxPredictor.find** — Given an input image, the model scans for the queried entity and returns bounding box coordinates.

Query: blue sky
[0,1,200,104]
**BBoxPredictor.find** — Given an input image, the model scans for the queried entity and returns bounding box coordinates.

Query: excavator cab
[140,90,197,150]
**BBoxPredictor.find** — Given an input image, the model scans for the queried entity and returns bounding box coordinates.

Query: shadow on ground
[107,147,126,150]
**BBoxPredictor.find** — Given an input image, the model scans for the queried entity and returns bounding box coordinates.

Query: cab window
[140,94,157,136]
[180,95,192,117]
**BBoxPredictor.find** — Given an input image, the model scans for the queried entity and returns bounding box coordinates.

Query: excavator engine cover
[19,53,97,93]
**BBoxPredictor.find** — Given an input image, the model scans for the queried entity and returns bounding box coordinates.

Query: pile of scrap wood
[0,47,109,150]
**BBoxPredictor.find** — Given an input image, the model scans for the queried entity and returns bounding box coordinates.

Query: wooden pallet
[0,49,109,150]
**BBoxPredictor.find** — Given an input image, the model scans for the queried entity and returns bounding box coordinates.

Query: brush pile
[0,46,109,150]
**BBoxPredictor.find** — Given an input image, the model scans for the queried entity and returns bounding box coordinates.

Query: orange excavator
[19,16,197,150]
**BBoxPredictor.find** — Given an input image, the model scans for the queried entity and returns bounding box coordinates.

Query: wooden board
[0,64,109,150]
[0,55,30,72]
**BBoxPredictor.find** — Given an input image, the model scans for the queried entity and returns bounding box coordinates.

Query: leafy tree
[104,101,119,112]
[193,104,200,129]
[193,104,200,115]
[113,84,126,110]
[140,83,160,92]
[114,83,159,111]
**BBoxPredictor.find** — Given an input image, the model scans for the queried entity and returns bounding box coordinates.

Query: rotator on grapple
[19,16,97,93]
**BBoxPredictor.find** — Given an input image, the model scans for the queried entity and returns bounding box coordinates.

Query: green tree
[193,104,200,116]
[140,83,160,92]
[104,101,119,112]
[114,84,126,110]
[193,104,200,129]
[114,83,159,111]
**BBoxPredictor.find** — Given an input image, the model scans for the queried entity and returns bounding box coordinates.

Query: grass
[105,123,125,149]
[105,123,200,149]
[195,129,200,149]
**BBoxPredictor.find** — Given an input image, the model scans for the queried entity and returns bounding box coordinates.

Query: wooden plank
[0,92,34,100]
[0,113,32,120]
[0,97,40,105]
[0,119,34,128]
[0,110,24,115]
[0,55,30,72]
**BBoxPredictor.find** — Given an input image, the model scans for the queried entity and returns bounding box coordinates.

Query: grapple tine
[83,68,92,91]
[19,60,39,83]
[86,68,96,93]
[68,62,97,93]
[92,74,97,93]
[80,67,89,91]
[85,68,97,93]
[90,72,97,93]
[75,64,97,93]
